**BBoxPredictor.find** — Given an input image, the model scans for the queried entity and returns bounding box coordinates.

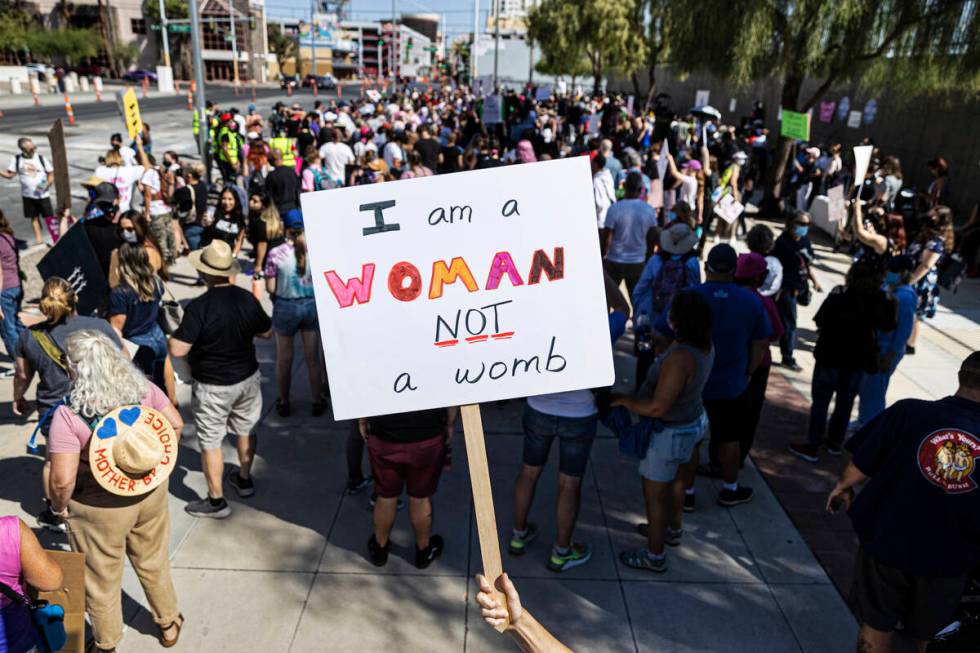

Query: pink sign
[819,101,836,123]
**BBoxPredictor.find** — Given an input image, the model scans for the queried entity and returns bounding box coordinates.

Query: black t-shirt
[773,231,809,293]
[265,166,299,216]
[813,287,896,373]
[415,138,440,171]
[847,396,980,577]
[438,145,462,174]
[173,285,271,385]
[83,217,122,281]
[368,409,447,443]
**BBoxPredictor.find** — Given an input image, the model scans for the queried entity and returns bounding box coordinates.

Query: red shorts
[367,434,446,499]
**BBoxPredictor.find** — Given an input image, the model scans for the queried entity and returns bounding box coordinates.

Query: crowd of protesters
[0,80,977,653]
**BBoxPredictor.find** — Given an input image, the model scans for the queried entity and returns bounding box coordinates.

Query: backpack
[937,253,966,294]
[651,255,691,314]
[175,183,197,225]
[247,169,266,194]
[309,166,334,192]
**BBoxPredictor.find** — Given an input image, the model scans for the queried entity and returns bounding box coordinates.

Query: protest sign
[695,89,710,107]
[853,145,874,188]
[656,139,669,180]
[713,193,744,224]
[847,110,862,128]
[780,109,810,141]
[120,87,143,139]
[837,96,851,121]
[301,158,613,623]
[535,85,553,102]
[483,94,503,124]
[38,551,85,653]
[47,118,71,214]
[37,223,108,316]
[827,185,846,223]
[728,98,737,112]
[863,99,878,124]
[819,101,836,123]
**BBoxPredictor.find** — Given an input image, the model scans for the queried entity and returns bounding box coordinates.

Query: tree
[0,7,35,63]
[668,0,980,201]
[29,28,100,65]
[629,0,671,111]
[529,0,647,96]
[267,23,296,74]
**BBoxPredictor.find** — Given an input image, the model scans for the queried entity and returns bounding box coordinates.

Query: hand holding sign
[121,87,143,140]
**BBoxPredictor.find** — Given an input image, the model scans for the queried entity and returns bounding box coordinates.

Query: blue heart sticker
[119,407,141,427]
[96,418,118,440]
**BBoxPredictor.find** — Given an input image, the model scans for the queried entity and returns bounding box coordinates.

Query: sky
[264,0,492,41]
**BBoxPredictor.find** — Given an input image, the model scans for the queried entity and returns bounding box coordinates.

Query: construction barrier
[30,78,41,106]
[287,81,293,97]
[63,93,75,126]
[187,80,195,110]
[337,81,342,99]
[312,80,318,97]
[141,76,148,99]
[93,76,102,102]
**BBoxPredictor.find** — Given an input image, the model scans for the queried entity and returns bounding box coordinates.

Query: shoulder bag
[157,281,184,335]
[0,579,67,653]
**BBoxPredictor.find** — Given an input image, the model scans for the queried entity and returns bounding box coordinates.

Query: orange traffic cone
[63,93,75,126]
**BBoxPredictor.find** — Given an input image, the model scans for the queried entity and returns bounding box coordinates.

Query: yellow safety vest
[269,136,295,167]
[217,126,240,166]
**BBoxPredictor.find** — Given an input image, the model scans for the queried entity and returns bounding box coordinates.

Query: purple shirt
[0,234,19,290]
[0,515,35,653]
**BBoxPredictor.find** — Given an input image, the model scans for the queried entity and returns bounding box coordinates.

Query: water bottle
[635,313,653,352]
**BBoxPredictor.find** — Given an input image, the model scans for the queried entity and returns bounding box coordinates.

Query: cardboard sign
[713,192,744,224]
[853,145,874,188]
[301,157,614,420]
[47,119,71,213]
[121,87,143,140]
[37,550,85,653]
[847,110,862,129]
[37,223,109,316]
[695,89,710,107]
[827,185,846,223]
[819,101,836,123]
[483,94,503,124]
[837,96,850,121]
[780,109,810,141]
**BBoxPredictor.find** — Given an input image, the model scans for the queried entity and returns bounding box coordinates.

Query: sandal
[85,640,115,653]
[159,613,184,649]
[619,548,667,573]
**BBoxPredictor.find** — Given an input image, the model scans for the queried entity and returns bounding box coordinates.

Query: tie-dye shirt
[264,241,315,299]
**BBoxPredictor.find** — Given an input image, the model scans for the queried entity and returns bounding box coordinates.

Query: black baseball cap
[706,244,738,274]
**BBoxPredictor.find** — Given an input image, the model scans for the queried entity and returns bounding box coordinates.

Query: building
[487,0,537,34]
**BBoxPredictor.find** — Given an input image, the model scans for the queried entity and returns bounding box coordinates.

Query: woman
[108,209,165,286]
[300,146,325,193]
[247,194,284,273]
[0,515,64,653]
[47,330,183,652]
[746,224,782,298]
[851,200,906,271]
[0,210,25,372]
[264,210,326,417]
[924,157,950,208]
[95,148,148,214]
[399,150,434,180]
[205,187,247,256]
[906,206,954,354]
[610,290,714,573]
[438,132,463,174]
[876,156,903,211]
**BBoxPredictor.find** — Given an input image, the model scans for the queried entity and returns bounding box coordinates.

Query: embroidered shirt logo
[917,428,980,494]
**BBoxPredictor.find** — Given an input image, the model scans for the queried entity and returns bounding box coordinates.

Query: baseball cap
[706,244,738,274]
[735,252,768,280]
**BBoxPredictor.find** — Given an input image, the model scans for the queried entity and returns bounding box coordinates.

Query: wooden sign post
[47,119,71,213]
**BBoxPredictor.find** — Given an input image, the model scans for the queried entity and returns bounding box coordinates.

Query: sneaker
[683,492,696,513]
[788,442,820,463]
[0,369,15,379]
[717,486,754,507]
[781,359,803,373]
[228,472,255,498]
[508,523,538,556]
[905,345,916,355]
[547,543,592,572]
[825,442,843,457]
[368,493,405,511]
[276,399,291,417]
[368,534,389,567]
[37,508,67,533]
[185,497,231,519]
[415,534,444,569]
[634,524,682,546]
[619,548,667,573]
[346,476,373,495]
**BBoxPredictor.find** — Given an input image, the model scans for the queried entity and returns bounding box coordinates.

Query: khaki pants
[69,483,179,648]
[149,212,177,263]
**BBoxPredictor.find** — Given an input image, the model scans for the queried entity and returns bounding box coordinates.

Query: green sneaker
[508,523,538,556]
[547,543,592,572]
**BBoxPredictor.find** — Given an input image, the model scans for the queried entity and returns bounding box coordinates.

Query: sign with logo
[37,223,109,317]
[780,109,811,141]
[300,157,613,420]
[120,87,143,140]
[918,429,980,494]
[819,100,836,123]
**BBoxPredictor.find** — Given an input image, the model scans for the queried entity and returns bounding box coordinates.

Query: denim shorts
[638,412,707,483]
[521,404,598,477]
[272,296,319,336]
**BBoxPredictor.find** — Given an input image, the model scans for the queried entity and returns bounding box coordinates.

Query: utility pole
[492,0,499,91]
[229,0,240,86]
[470,0,478,84]
[158,0,171,67]
[189,0,209,181]
[310,0,317,77]
[390,0,396,90]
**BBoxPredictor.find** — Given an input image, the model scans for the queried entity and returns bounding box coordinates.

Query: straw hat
[188,239,241,277]
[89,405,178,496]
[80,175,104,188]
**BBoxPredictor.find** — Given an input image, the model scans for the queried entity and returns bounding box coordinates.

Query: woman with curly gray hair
[46,329,184,652]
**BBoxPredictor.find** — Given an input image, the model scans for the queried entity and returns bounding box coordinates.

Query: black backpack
[937,253,966,294]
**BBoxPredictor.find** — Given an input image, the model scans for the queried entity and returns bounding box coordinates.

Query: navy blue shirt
[656,281,772,400]
[847,396,980,577]
[108,284,161,339]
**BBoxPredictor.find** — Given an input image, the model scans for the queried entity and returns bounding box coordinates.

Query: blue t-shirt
[632,254,702,321]
[604,199,658,264]
[108,284,161,339]
[847,396,980,577]
[656,281,772,400]
[877,284,916,356]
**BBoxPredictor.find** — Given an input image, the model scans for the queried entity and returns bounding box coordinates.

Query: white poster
[713,193,744,224]
[728,98,737,112]
[695,89,710,107]
[853,145,874,189]
[656,139,669,181]
[626,95,635,115]
[301,157,615,420]
[847,110,862,128]
[827,185,846,223]
[483,94,503,124]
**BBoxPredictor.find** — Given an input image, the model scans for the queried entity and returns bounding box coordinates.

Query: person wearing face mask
[772,211,822,372]
[108,210,164,287]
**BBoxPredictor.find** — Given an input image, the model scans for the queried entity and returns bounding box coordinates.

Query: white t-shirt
[353,140,377,161]
[8,153,53,199]
[318,142,355,182]
[336,111,356,137]
[233,114,247,136]
[527,391,598,418]
[117,146,137,167]
[593,169,616,229]
[95,164,144,213]
[676,173,698,207]
[139,168,170,217]
[383,141,404,169]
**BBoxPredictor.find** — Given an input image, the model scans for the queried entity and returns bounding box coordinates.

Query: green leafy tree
[267,23,296,73]
[668,0,980,199]
[29,28,100,65]
[529,0,647,96]
[0,7,37,63]
[629,0,671,111]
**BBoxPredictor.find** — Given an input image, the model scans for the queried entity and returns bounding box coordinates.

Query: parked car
[73,63,106,77]
[122,69,158,83]
[279,73,299,89]
[24,63,54,82]
[301,74,337,89]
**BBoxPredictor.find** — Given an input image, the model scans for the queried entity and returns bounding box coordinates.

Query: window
[131,18,146,35]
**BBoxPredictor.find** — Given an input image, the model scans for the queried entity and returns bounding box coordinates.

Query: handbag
[796,284,812,307]
[603,407,664,460]
[0,579,68,653]
[157,281,184,335]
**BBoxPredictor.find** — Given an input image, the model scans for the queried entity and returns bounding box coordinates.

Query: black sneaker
[825,442,843,457]
[346,476,373,495]
[718,486,754,507]
[416,534,444,569]
[368,534,389,567]
[185,497,231,519]
[276,399,291,417]
[683,492,696,513]
[228,472,255,498]
[781,359,803,373]
[37,508,67,533]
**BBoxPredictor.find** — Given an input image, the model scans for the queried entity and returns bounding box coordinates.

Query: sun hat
[80,175,104,188]
[735,252,768,280]
[706,243,738,274]
[660,223,699,255]
[188,240,241,277]
[89,405,178,497]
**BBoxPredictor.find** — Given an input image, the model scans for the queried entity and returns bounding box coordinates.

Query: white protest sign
[847,110,862,128]
[656,139,669,181]
[853,145,874,189]
[695,89,710,107]
[713,193,744,224]
[483,94,503,124]
[626,95,635,115]
[728,98,737,112]
[827,185,846,223]
[301,157,614,420]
